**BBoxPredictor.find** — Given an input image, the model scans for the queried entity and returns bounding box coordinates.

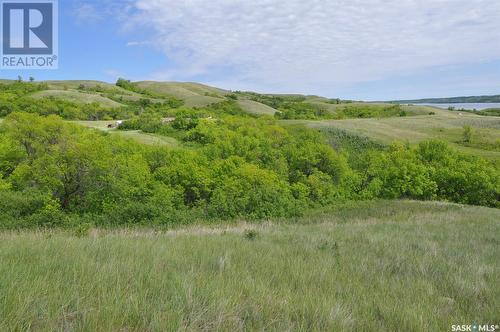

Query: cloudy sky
[3,0,500,100]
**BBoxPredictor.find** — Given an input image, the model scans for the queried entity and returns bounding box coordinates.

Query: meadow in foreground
[1,200,498,331]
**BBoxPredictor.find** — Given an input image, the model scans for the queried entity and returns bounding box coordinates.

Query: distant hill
[3,78,488,116]
[390,94,500,104]
[133,81,228,107]
[30,90,124,108]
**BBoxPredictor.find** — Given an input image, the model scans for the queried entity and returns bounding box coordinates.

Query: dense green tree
[0,108,498,229]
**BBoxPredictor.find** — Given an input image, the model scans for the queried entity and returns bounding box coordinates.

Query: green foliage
[119,113,164,133]
[362,143,438,200]
[243,229,259,240]
[239,92,306,109]
[359,141,499,207]
[73,222,92,237]
[475,108,500,116]
[462,125,474,143]
[333,104,405,119]
[119,101,248,136]
[0,82,136,120]
[0,190,50,222]
[116,78,137,91]
[268,99,413,120]
[207,160,297,219]
[275,102,331,120]
[0,108,498,229]
[0,81,47,116]
[417,141,499,206]
[115,78,184,108]
[319,128,385,168]
[0,112,353,225]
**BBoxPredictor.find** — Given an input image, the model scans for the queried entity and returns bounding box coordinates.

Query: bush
[463,125,474,143]
[364,143,437,200]
[417,141,499,206]
[360,141,499,207]
[0,111,498,230]
[208,162,297,219]
[244,229,258,240]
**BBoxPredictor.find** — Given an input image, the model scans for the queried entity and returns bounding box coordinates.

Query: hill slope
[31,90,123,108]
[134,81,228,107]
[289,111,500,160]
[7,79,448,117]
[1,200,498,331]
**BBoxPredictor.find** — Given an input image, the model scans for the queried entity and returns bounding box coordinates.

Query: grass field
[287,111,500,160]
[0,200,498,331]
[303,100,439,117]
[26,80,447,118]
[44,80,120,90]
[73,121,180,147]
[30,90,124,108]
[236,99,277,115]
[44,80,282,115]
[134,81,227,107]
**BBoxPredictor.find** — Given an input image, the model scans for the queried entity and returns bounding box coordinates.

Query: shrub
[360,140,499,207]
[244,230,258,240]
[462,125,474,143]
[0,111,498,230]
[417,141,499,207]
[208,161,298,219]
[364,143,437,200]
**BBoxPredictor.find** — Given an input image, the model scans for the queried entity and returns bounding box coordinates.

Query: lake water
[416,103,500,111]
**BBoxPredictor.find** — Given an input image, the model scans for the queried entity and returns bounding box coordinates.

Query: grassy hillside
[4,79,448,118]
[21,80,165,109]
[288,111,500,161]
[1,80,499,330]
[134,81,227,107]
[236,99,277,115]
[0,200,498,331]
[73,121,179,147]
[44,80,159,102]
[305,101,438,117]
[44,80,114,90]
[31,90,123,108]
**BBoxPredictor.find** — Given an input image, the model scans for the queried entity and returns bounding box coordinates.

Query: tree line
[0,111,498,229]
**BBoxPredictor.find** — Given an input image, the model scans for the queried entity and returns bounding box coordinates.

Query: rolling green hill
[44,80,118,90]
[4,79,447,117]
[1,78,498,160]
[1,79,499,330]
[134,81,228,107]
[236,99,277,115]
[31,90,123,108]
[287,110,500,160]
[2,79,498,160]
[74,120,179,147]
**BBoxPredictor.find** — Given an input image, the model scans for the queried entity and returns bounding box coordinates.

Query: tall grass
[0,200,498,331]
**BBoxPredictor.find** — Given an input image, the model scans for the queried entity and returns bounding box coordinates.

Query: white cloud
[121,0,500,94]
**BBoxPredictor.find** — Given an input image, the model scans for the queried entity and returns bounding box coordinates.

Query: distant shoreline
[413,102,500,111]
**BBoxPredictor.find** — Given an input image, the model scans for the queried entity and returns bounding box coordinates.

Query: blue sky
[1,0,500,101]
